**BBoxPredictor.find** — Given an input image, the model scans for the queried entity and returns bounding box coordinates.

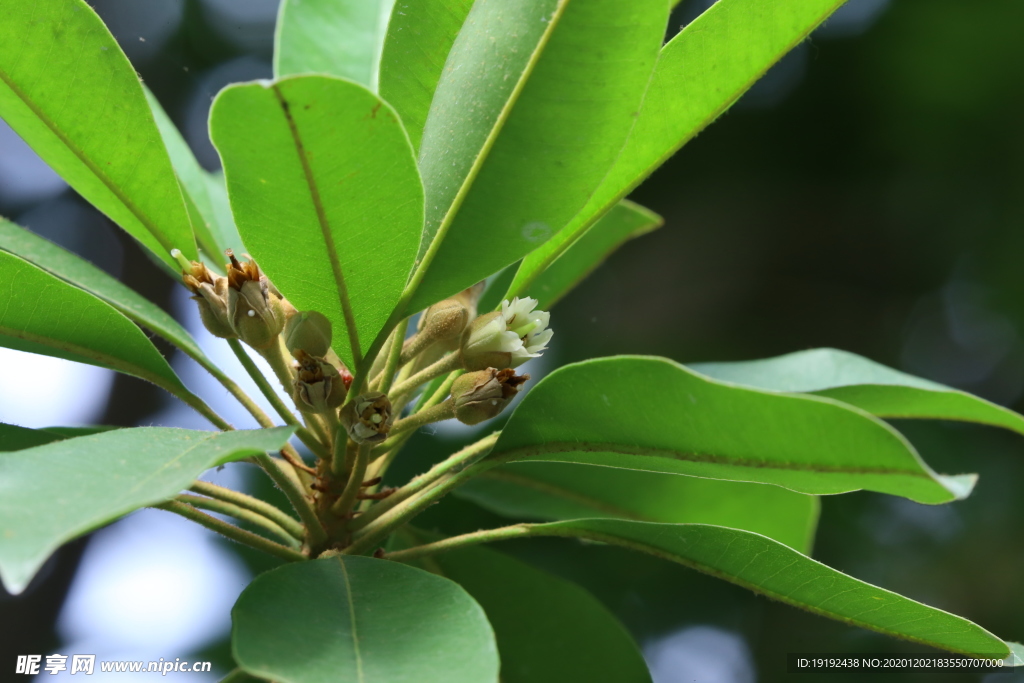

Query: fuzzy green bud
[284,310,333,358]
[340,392,393,444]
[452,368,529,425]
[225,251,286,349]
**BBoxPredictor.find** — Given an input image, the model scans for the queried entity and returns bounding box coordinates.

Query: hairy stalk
[331,429,353,478]
[398,329,435,366]
[375,317,409,394]
[176,493,300,547]
[331,443,370,517]
[390,353,462,404]
[413,370,461,413]
[178,391,232,431]
[227,338,329,459]
[155,500,306,562]
[254,453,328,551]
[190,480,304,540]
[384,523,535,562]
[388,400,454,439]
[348,432,500,534]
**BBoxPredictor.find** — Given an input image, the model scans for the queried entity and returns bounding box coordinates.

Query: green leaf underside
[232,556,499,683]
[275,0,396,91]
[692,348,1024,436]
[0,219,210,364]
[211,75,423,369]
[0,0,195,268]
[144,87,243,258]
[0,426,295,594]
[507,0,846,301]
[407,0,669,313]
[493,357,974,504]
[378,0,476,151]
[457,462,819,554]
[516,200,663,309]
[524,520,1010,657]
[394,528,651,683]
[0,250,189,396]
[0,423,115,451]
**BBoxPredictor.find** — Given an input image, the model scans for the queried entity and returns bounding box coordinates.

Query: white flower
[459,298,553,370]
[501,297,552,366]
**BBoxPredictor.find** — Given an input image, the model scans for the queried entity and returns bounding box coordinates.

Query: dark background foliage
[3,0,1023,680]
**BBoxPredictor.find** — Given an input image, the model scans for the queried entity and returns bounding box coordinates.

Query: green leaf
[457,462,819,553]
[378,0,476,151]
[0,426,295,594]
[507,0,846,300]
[145,87,243,257]
[0,218,210,365]
[514,200,663,309]
[0,250,192,399]
[0,423,116,451]
[210,75,423,369]
[492,356,974,504]
[0,0,196,268]
[232,556,499,683]
[274,0,396,90]
[504,520,1011,657]
[691,348,1024,435]
[394,528,651,683]
[406,0,669,313]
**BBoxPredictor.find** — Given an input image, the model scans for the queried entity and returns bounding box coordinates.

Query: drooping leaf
[0,423,116,451]
[0,250,192,399]
[0,426,295,594]
[457,462,819,553]
[406,0,669,314]
[506,0,846,300]
[513,200,663,309]
[378,0,476,150]
[210,75,423,369]
[145,87,243,257]
[465,520,1011,657]
[232,556,499,683]
[0,219,209,365]
[0,0,196,268]
[691,348,1024,436]
[275,0,396,90]
[491,357,974,504]
[394,527,651,683]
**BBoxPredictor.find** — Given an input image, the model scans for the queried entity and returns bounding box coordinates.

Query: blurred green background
[2,0,1024,680]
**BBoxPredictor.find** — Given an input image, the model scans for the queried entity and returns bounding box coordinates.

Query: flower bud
[182,261,236,339]
[459,311,518,371]
[420,299,470,343]
[291,350,346,413]
[225,251,286,349]
[284,310,333,358]
[501,297,553,367]
[340,392,393,444]
[452,368,529,425]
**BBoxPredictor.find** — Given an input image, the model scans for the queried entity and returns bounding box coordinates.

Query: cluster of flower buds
[459,297,552,372]
[451,367,530,425]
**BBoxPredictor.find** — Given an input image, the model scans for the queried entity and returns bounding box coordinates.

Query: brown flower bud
[340,392,393,444]
[452,368,529,425]
[225,251,286,349]
[182,261,235,338]
[421,299,470,343]
[284,310,333,358]
[291,350,346,413]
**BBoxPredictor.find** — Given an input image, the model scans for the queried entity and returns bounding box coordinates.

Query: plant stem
[347,432,500,534]
[190,480,304,540]
[390,353,461,403]
[388,400,454,438]
[177,390,233,431]
[398,329,435,366]
[384,523,534,562]
[155,500,306,562]
[331,443,370,517]
[177,493,300,547]
[254,453,328,550]
[376,318,409,394]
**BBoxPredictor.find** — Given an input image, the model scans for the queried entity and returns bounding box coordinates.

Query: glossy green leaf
[395,527,651,683]
[145,88,243,257]
[275,0,396,90]
[0,426,295,594]
[232,556,499,683]
[211,75,423,369]
[0,250,192,398]
[692,348,1024,435]
[0,423,115,451]
[492,356,974,504]
[378,0,475,150]
[457,462,819,553]
[496,520,1011,657]
[0,219,210,365]
[506,0,845,300]
[0,0,196,268]
[515,200,663,309]
[407,0,669,313]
